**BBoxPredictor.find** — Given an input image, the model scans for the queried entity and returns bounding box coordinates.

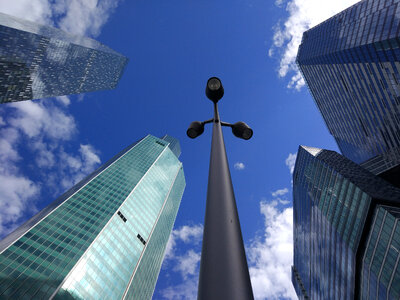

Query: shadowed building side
[292,145,400,299]
[296,0,400,186]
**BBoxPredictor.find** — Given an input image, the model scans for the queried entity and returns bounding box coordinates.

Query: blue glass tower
[0,12,128,103]
[297,0,400,180]
[292,145,400,299]
[0,135,185,299]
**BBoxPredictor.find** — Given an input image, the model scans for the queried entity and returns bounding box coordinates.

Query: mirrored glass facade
[0,12,128,103]
[292,145,400,299]
[0,134,185,299]
[361,205,400,299]
[297,0,400,175]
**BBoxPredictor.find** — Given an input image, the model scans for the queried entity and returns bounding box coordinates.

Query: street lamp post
[187,77,254,300]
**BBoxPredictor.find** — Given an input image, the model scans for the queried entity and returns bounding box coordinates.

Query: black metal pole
[197,103,254,300]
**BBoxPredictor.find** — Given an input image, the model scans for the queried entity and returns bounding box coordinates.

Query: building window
[117,211,127,222]
[358,69,363,79]
[340,75,349,92]
[137,234,146,245]
[380,79,386,90]
[369,83,375,94]
[367,64,373,75]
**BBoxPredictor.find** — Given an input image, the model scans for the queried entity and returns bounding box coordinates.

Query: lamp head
[205,77,224,103]
[232,122,253,140]
[187,121,204,139]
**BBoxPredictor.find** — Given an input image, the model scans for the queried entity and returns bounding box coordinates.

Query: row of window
[293,146,377,299]
[361,206,400,299]
[0,137,163,298]
[59,147,182,299]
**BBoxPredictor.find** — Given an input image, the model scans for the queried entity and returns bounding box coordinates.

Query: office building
[0,12,128,103]
[0,134,185,299]
[296,0,400,181]
[292,145,400,299]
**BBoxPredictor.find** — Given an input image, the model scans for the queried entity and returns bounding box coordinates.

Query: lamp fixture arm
[220,122,232,127]
[202,120,232,127]
[202,119,214,125]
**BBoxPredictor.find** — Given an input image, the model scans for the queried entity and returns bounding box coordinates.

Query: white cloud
[234,162,246,170]
[271,188,289,197]
[0,127,20,165]
[57,0,122,37]
[8,101,76,140]
[160,202,296,300]
[0,0,53,24]
[32,139,56,168]
[278,199,291,205]
[161,189,296,299]
[248,201,296,300]
[269,187,291,206]
[79,144,101,173]
[0,0,120,236]
[285,153,297,175]
[164,224,203,260]
[270,0,359,90]
[161,153,297,299]
[0,101,101,235]
[0,174,40,236]
[161,278,198,300]
[268,48,274,57]
[173,224,203,243]
[173,250,201,280]
[160,224,203,299]
[61,149,83,171]
[57,144,101,190]
[0,0,121,37]
[0,127,41,236]
[55,96,71,106]
[287,71,305,91]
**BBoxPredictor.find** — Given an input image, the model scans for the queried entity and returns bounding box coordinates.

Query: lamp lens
[187,128,198,139]
[207,78,221,91]
[242,128,253,140]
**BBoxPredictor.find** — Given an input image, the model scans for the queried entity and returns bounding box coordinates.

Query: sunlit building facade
[0,12,128,103]
[292,145,400,299]
[296,0,400,180]
[0,135,185,299]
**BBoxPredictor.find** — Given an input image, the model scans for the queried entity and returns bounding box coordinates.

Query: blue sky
[0,0,360,299]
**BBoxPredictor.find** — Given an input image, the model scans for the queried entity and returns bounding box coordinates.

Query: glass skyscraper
[292,145,400,299]
[0,12,128,104]
[296,0,400,179]
[0,134,185,299]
